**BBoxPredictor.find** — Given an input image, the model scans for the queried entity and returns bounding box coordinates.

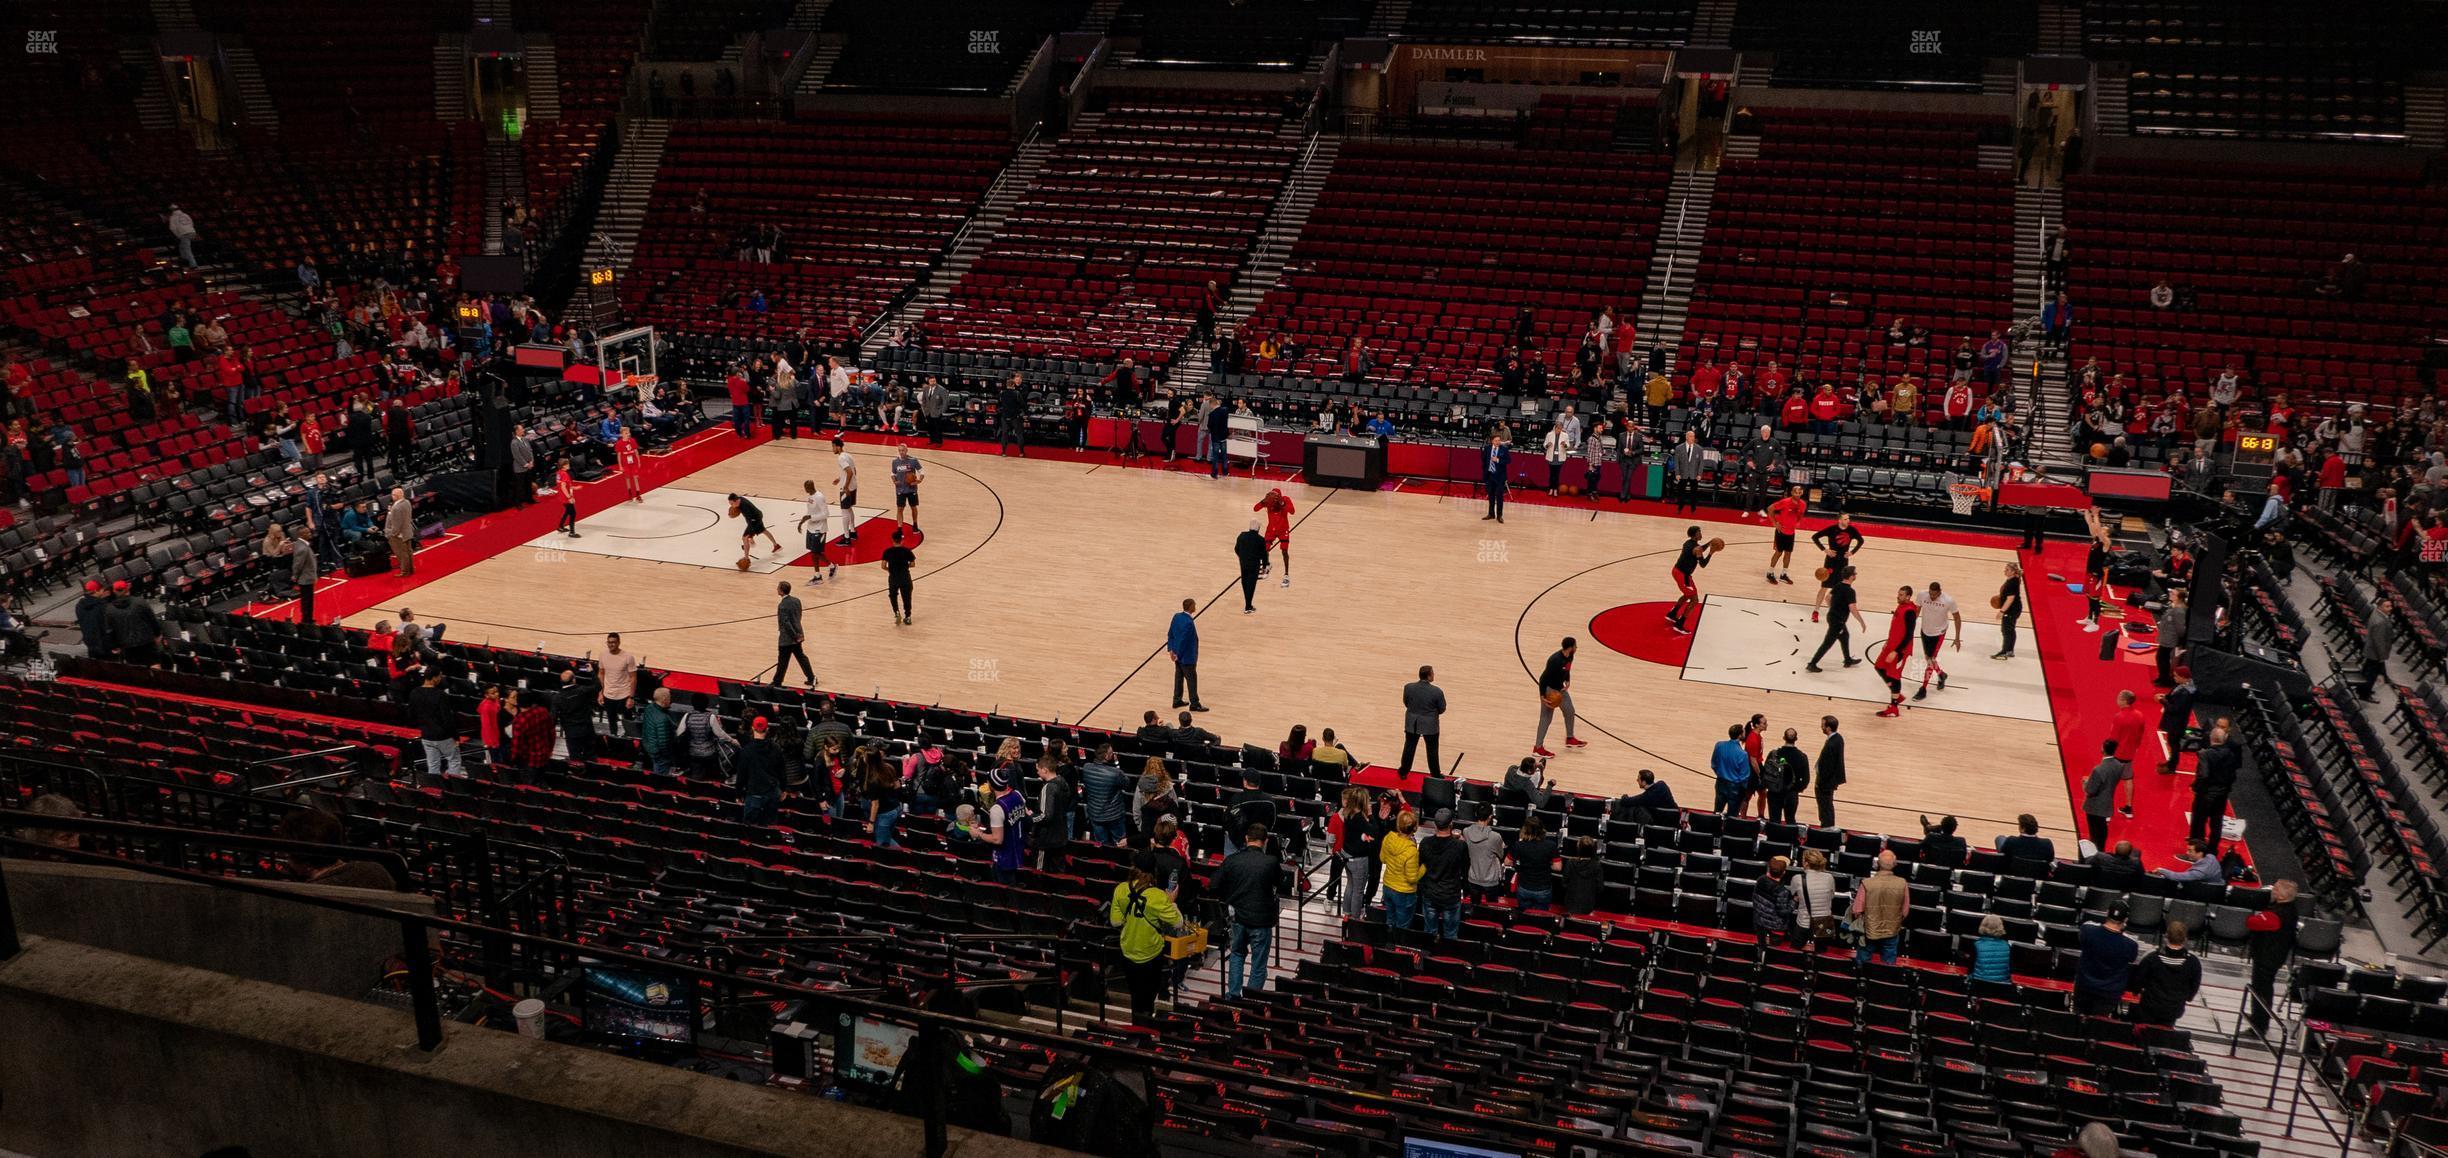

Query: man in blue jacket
[1166,597,1207,712]
[1710,723,1754,814]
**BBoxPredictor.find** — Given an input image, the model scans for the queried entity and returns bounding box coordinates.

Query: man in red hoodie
[726,363,754,438]
[2317,451,2347,510]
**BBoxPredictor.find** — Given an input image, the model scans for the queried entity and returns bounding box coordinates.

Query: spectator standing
[1416,810,1469,940]
[1379,810,1423,930]
[2356,598,2396,700]
[409,669,464,780]
[1753,855,1797,940]
[2073,904,2139,1016]
[1110,852,1183,1027]
[1031,752,1074,864]
[1132,757,1177,836]
[1511,817,1559,912]
[1212,823,1282,1000]
[1462,807,1506,905]
[735,716,783,824]
[1850,850,1909,964]
[74,580,109,659]
[478,686,509,766]
[103,581,164,665]
[2129,922,2204,1026]
[166,204,198,267]
[639,688,680,775]
[983,767,1029,884]
[508,690,556,773]
[667,694,726,780]
[554,665,601,763]
[865,748,907,848]
[1333,788,1384,918]
[1079,742,1130,844]
[1400,665,1446,775]
[1789,849,1836,945]
[598,632,640,737]
[2244,880,2300,1036]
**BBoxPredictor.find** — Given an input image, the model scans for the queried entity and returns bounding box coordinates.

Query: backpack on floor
[1030,1063,1159,1158]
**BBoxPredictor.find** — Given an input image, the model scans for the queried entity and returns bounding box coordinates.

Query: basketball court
[341,438,2076,847]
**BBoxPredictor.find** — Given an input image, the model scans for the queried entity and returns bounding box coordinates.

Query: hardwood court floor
[347,441,2074,847]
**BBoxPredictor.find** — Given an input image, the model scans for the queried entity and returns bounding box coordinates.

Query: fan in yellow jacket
[1377,810,1424,930]
[1109,852,1183,1027]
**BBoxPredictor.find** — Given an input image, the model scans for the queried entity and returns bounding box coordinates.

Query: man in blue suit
[1166,597,1207,712]
[1482,429,1512,523]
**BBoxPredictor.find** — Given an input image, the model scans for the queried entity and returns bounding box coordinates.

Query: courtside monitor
[835,1013,920,1090]
[578,966,696,1052]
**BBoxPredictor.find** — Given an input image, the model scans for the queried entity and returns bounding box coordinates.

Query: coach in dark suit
[1482,431,1512,522]
[1401,666,1447,776]
[1813,715,1846,827]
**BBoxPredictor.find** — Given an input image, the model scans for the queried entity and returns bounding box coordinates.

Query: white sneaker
[2081,621,2100,633]
[1280,576,1290,587]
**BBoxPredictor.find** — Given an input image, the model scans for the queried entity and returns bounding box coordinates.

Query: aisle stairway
[2406,85,2446,150]
[523,37,560,121]
[586,118,668,274]
[2095,70,2131,135]
[1172,132,1339,388]
[435,35,469,122]
[121,47,176,131]
[859,134,1056,359]
[1631,167,1718,379]
[221,44,279,133]
[2015,183,2074,465]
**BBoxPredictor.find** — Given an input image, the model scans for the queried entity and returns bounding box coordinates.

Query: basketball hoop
[1947,480,1987,516]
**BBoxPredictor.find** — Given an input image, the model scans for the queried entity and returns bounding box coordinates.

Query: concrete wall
[6,860,434,999]
[0,938,1077,1158]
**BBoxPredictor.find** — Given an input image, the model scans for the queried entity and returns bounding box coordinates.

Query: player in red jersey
[1765,485,1808,585]
[1667,524,1723,635]
[614,425,644,502]
[1254,488,1295,587]
[1874,586,1918,718]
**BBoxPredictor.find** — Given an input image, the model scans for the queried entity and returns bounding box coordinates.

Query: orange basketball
[2090,442,2109,459]
[735,556,752,571]
[1814,566,1832,581]
[1707,537,1726,553]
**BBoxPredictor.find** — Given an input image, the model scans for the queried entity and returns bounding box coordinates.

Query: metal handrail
[249,745,367,768]
[0,829,1677,1158]
[4,813,414,890]
[857,124,1045,354]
